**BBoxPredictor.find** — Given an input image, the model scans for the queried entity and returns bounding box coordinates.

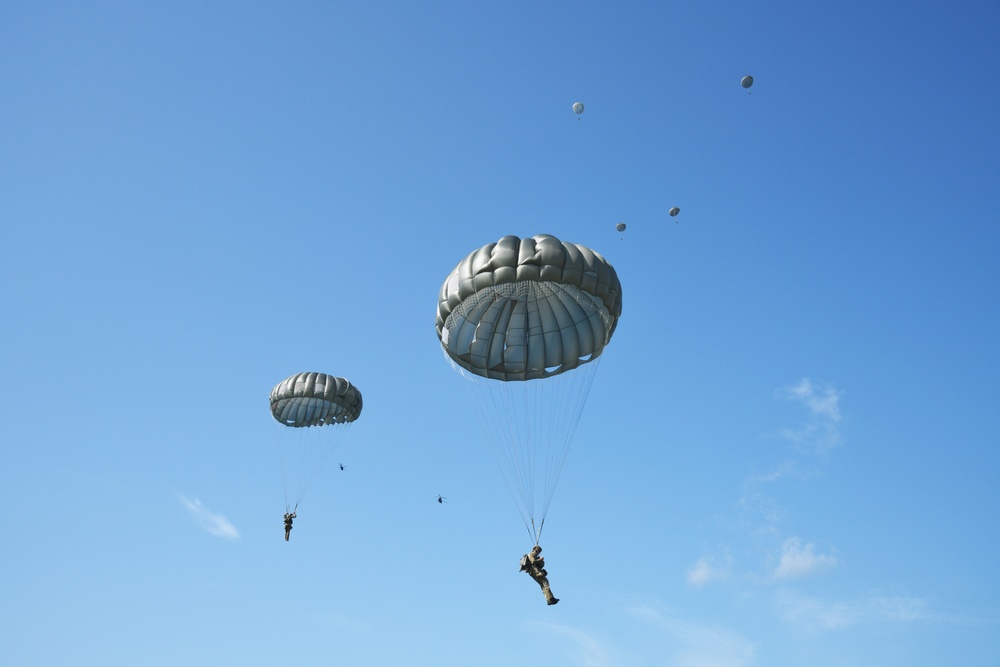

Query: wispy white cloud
[745,460,798,486]
[178,494,240,539]
[772,537,837,581]
[629,603,757,667]
[531,621,619,667]
[704,380,845,587]
[780,379,841,422]
[776,590,931,631]
[687,556,731,587]
[776,379,842,452]
[735,490,785,540]
[775,590,1000,632]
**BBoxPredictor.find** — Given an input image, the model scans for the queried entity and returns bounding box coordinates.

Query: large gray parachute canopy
[436,234,622,382]
[741,74,754,89]
[270,372,363,427]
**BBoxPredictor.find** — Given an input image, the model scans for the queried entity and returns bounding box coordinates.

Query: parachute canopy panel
[435,234,622,382]
[270,372,363,427]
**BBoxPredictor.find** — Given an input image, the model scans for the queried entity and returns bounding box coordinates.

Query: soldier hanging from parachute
[269,371,363,542]
[435,234,622,604]
[520,545,559,605]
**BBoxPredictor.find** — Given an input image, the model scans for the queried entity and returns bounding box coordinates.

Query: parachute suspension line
[534,517,545,545]
[516,369,538,522]
[533,282,608,531]
[494,374,535,522]
[298,421,352,509]
[447,279,611,541]
[528,517,544,546]
[274,419,353,512]
[276,429,292,512]
[456,363,537,537]
[537,354,602,527]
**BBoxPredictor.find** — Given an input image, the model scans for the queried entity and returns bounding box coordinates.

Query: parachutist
[283,511,296,541]
[436,495,447,504]
[519,545,559,605]
[435,236,621,564]
[339,463,346,471]
[270,372,363,516]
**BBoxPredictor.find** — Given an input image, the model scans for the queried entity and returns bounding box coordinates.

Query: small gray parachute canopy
[270,372,363,427]
[572,101,584,115]
[436,234,622,382]
[615,222,626,232]
[741,75,753,89]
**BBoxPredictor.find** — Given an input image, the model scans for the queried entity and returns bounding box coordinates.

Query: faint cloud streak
[776,590,931,631]
[776,379,842,452]
[780,379,841,422]
[531,620,618,667]
[178,494,240,539]
[776,589,1000,632]
[772,537,837,581]
[687,556,731,587]
[629,603,757,667]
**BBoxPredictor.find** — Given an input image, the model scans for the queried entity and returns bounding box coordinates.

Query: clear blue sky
[2,1,999,665]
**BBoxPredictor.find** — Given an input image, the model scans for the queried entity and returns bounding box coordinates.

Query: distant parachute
[271,373,362,427]
[741,75,753,90]
[615,222,626,232]
[572,101,584,116]
[436,234,622,543]
[270,372,363,512]
[669,207,680,217]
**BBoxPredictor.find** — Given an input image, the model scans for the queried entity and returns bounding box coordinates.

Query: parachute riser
[528,517,545,546]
